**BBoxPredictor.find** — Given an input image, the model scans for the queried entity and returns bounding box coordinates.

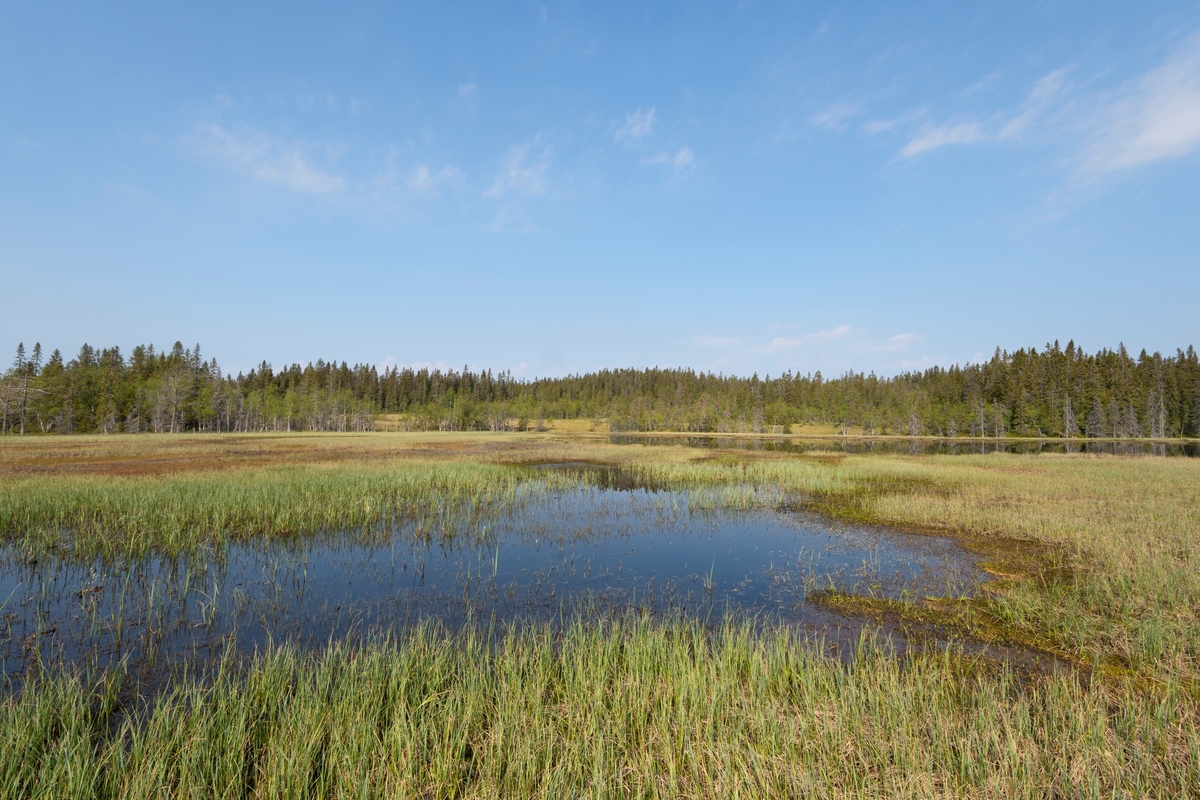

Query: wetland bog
[2,433,1199,797]
[2,472,985,683]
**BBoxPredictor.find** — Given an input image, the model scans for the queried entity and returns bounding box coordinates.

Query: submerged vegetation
[3,338,1200,436]
[2,433,1199,796]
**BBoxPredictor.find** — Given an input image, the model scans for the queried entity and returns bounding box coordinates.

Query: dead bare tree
[1086,398,1106,438]
[907,409,921,437]
[1063,396,1078,438]
[1147,372,1167,438]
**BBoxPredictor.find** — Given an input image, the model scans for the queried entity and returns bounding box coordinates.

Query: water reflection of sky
[2,485,982,683]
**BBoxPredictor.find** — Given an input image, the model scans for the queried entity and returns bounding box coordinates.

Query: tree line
[2,339,1198,438]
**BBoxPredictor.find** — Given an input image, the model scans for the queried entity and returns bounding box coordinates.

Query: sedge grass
[3,434,1199,796]
[5,618,1198,799]
[4,438,1199,675]
[0,462,582,560]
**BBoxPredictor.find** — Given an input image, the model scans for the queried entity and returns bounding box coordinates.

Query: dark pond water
[610,435,1199,457]
[2,476,983,683]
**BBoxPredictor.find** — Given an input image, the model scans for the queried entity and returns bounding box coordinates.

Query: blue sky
[2,2,1198,378]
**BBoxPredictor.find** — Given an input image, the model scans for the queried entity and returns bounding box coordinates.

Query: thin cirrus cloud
[997,69,1068,138]
[900,122,987,158]
[691,326,927,373]
[614,107,656,141]
[1083,32,1200,174]
[882,332,919,351]
[810,102,861,132]
[641,147,694,170]
[751,324,853,353]
[692,335,747,347]
[187,123,344,194]
[898,70,1066,158]
[485,205,540,234]
[483,138,551,198]
[406,163,464,194]
[890,33,1200,176]
[858,107,928,135]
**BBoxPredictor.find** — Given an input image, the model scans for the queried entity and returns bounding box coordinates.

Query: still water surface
[2,472,982,682]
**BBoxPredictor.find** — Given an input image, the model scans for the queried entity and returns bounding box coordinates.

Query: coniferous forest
[2,339,1198,437]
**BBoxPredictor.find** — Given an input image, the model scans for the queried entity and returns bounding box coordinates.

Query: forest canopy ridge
[3,340,1198,438]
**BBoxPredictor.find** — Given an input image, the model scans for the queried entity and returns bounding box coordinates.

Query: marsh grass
[5,619,1198,799]
[4,440,1198,669]
[4,440,1199,675]
[828,455,1200,680]
[0,451,807,561]
[3,434,1200,796]
[1,462,579,560]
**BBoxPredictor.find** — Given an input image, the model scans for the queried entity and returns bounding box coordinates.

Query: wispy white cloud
[961,72,1002,98]
[743,326,921,361]
[860,107,927,135]
[811,102,861,132]
[484,138,551,198]
[1083,33,1200,174]
[751,324,853,353]
[693,335,746,347]
[898,69,1066,158]
[885,35,1200,177]
[614,107,656,141]
[998,69,1067,139]
[641,147,694,170]
[900,122,986,157]
[755,337,804,353]
[861,118,899,135]
[188,123,344,194]
[486,205,540,234]
[365,150,466,215]
[406,163,464,194]
[455,83,480,113]
[882,332,919,351]
[896,356,937,370]
[295,91,337,112]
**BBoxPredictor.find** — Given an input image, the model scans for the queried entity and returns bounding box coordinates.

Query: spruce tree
[1190,384,1200,437]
